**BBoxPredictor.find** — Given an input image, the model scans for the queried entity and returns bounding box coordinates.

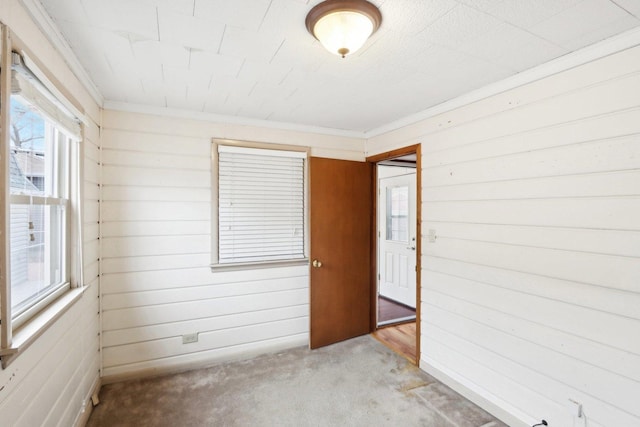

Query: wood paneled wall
[99,110,364,381]
[367,43,640,427]
[0,1,101,426]
[0,120,101,427]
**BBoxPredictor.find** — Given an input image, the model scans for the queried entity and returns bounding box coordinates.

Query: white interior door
[378,168,417,308]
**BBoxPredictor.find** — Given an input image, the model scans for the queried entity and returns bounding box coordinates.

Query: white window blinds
[217,145,306,264]
[11,52,81,139]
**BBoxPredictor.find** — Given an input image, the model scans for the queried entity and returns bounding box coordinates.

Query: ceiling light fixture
[305,0,382,58]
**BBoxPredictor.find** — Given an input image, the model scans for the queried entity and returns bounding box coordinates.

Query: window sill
[210,258,309,272]
[1,287,86,369]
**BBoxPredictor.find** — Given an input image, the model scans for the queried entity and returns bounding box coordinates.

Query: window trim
[0,25,84,369]
[1,23,12,355]
[8,93,75,328]
[210,138,310,271]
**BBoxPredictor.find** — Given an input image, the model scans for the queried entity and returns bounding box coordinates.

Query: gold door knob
[312,259,322,268]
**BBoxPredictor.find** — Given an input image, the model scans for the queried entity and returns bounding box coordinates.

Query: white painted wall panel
[101,149,210,170]
[103,333,307,381]
[100,110,361,380]
[428,222,640,258]
[101,129,210,156]
[421,107,640,169]
[424,170,640,201]
[104,288,308,330]
[101,165,210,188]
[423,136,640,185]
[101,200,211,221]
[102,276,307,310]
[84,157,100,184]
[427,238,639,292]
[101,253,211,274]
[422,72,640,152]
[101,186,211,202]
[423,290,640,383]
[83,200,100,224]
[104,317,308,367]
[102,235,210,258]
[102,305,308,347]
[425,271,640,358]
[100,220,210,237]
[100,112,365,159]
[426,198,640,230]
[368,43,640,427]
[0,2,101,425]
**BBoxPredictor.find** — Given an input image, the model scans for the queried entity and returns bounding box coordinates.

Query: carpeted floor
[87,335,507,427]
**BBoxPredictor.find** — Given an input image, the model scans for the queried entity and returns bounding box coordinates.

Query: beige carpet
[87,335,507,427]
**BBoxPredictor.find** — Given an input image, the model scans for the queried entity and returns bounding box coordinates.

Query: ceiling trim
[103,101,368,139]
[365,26,640,139]
[18,0,104,108]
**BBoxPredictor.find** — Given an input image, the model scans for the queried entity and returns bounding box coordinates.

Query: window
[9,96,71,327]
[386,185,409,242]
[1,46,82,367]
[211,140,308,269]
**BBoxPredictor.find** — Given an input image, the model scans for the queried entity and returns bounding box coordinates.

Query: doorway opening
[376,160,417,326]
[367,146,421,364]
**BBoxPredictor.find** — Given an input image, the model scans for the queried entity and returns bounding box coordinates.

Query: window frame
[9,121,73,330]
[210,138,310,271]
[0,26,84,369]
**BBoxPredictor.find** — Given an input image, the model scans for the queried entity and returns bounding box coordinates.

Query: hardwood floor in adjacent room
[372,322,416,364]
[378,295,416,324]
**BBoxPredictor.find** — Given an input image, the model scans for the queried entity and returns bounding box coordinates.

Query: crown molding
[365,26,640,139]
[18,0,104,107]
[103,101,368,139]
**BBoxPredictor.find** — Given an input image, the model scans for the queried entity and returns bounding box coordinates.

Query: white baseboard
[73,376,101,427]
[419,357,531,427]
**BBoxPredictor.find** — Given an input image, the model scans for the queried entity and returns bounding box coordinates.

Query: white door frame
[377,168,417,314]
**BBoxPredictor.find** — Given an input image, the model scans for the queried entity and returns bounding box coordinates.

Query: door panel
[309,157,372,349]
[378,171,417,308]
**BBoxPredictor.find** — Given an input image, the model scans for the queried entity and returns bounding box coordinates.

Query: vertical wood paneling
[367,44,640,427]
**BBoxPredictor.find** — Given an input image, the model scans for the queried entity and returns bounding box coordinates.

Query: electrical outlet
[182,333,198,344]
[428,229,437,243]
[567,398,583,418]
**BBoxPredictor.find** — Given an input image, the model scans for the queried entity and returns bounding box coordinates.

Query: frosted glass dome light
[306,0,382,58]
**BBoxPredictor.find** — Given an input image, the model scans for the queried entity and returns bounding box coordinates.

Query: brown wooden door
[309,157,372,349]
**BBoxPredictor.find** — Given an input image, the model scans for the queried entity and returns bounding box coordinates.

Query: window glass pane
[9,96,68,316]
[9,203,65,311]
[9,97,47,196]
[386,186,409,242]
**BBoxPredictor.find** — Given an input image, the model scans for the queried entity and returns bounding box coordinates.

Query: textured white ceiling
[38,0,640,133]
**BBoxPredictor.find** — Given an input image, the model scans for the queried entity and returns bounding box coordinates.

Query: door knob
[406,246,416,250]
[312,259,322,268]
